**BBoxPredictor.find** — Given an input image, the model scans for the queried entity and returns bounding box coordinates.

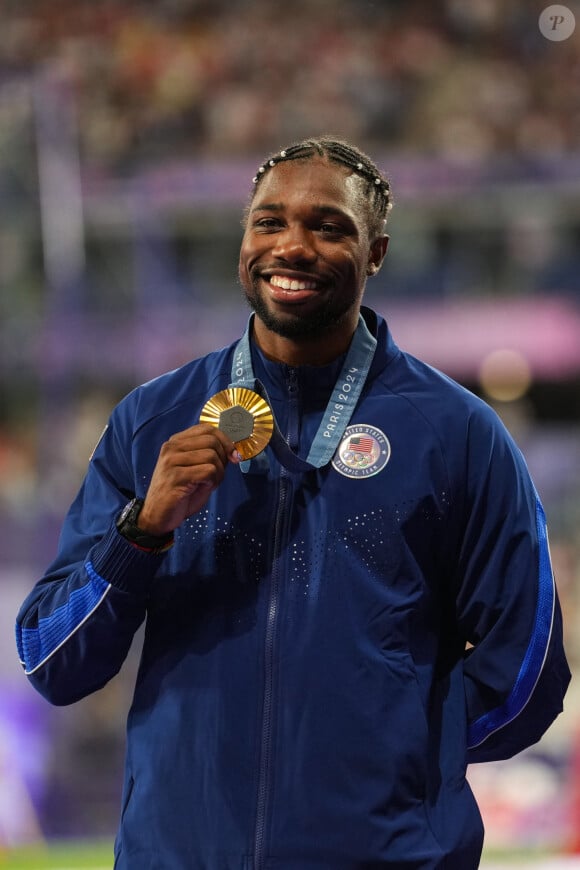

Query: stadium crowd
[0,0,579,168]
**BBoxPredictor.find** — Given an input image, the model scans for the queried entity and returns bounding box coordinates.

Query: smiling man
[16,138,570,870]
[239,152,388,360]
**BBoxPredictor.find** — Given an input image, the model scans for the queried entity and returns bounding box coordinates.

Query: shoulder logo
[331,424,391,478]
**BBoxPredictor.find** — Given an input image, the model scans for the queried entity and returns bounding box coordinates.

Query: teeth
[270,275,316,291]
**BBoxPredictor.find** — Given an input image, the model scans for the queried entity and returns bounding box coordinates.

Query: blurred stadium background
[1,0,580,866]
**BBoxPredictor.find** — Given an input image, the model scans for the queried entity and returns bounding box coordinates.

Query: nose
[271,224,317,264]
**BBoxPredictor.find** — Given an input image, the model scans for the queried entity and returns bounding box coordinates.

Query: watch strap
[116,497,174,553]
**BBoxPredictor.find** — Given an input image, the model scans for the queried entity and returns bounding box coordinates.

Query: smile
[269,275,318,292]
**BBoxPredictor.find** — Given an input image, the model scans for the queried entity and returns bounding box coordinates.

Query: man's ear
[367,235,389,276]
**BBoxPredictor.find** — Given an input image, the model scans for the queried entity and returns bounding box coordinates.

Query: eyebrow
[250,202,283,213]
[250,203,355,222]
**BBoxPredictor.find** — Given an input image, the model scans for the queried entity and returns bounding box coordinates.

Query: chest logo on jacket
[331,424,391,478]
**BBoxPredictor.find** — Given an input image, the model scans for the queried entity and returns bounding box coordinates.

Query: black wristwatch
[116,497,174,553]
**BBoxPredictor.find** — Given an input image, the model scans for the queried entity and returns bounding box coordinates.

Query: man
[16,138,570,869]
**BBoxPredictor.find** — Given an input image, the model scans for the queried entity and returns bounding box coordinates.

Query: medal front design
[332,424,391,478]
[200,388,274,460]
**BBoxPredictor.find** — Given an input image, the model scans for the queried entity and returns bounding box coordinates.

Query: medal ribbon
[229,313,377,472]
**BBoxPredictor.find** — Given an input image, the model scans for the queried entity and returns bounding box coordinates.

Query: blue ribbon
[229,313,377,473]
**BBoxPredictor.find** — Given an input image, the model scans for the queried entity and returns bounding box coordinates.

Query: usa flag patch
[332,425,391,479]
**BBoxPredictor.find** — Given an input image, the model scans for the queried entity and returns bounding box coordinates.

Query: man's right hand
[137,424,241,536]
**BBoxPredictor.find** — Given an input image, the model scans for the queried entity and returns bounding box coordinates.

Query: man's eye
[255,218,280,230]
[320,223,344,235]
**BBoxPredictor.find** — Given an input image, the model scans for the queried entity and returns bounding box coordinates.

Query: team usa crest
[332,424,391,478]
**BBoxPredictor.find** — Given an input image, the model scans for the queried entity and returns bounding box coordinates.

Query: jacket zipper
[253,368,298,870]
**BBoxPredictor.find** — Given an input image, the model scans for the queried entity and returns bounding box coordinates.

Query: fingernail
[234,450,243,462]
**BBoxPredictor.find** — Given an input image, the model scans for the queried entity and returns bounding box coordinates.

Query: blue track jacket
[16,308,570,869]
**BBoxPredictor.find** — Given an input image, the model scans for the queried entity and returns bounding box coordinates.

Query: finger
[164,426,236,463]
[159,437,228,471]
[160,454,230,487]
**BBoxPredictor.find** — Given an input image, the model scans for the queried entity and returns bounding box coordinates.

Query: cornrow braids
[249,137,393,238]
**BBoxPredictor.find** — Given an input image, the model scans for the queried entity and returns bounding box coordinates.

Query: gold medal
[200,388,274,460]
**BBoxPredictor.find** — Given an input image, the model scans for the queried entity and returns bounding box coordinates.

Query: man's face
[238,157,385,341]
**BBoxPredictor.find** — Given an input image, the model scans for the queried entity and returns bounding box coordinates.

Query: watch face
[119,498,139,525]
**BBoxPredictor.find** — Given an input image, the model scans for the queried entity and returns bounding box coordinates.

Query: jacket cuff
[88,522,167,596]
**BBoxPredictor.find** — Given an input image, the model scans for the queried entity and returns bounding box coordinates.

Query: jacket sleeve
[15,406,164,706]
[451,404,571,764]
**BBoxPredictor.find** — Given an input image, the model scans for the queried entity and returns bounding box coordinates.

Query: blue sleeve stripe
[467,497,555,749]
[19,563,111,676]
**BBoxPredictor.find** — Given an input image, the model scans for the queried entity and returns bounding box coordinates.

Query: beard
[241,276,355,341]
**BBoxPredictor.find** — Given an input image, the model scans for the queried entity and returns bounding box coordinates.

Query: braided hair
[248,137,393,238]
